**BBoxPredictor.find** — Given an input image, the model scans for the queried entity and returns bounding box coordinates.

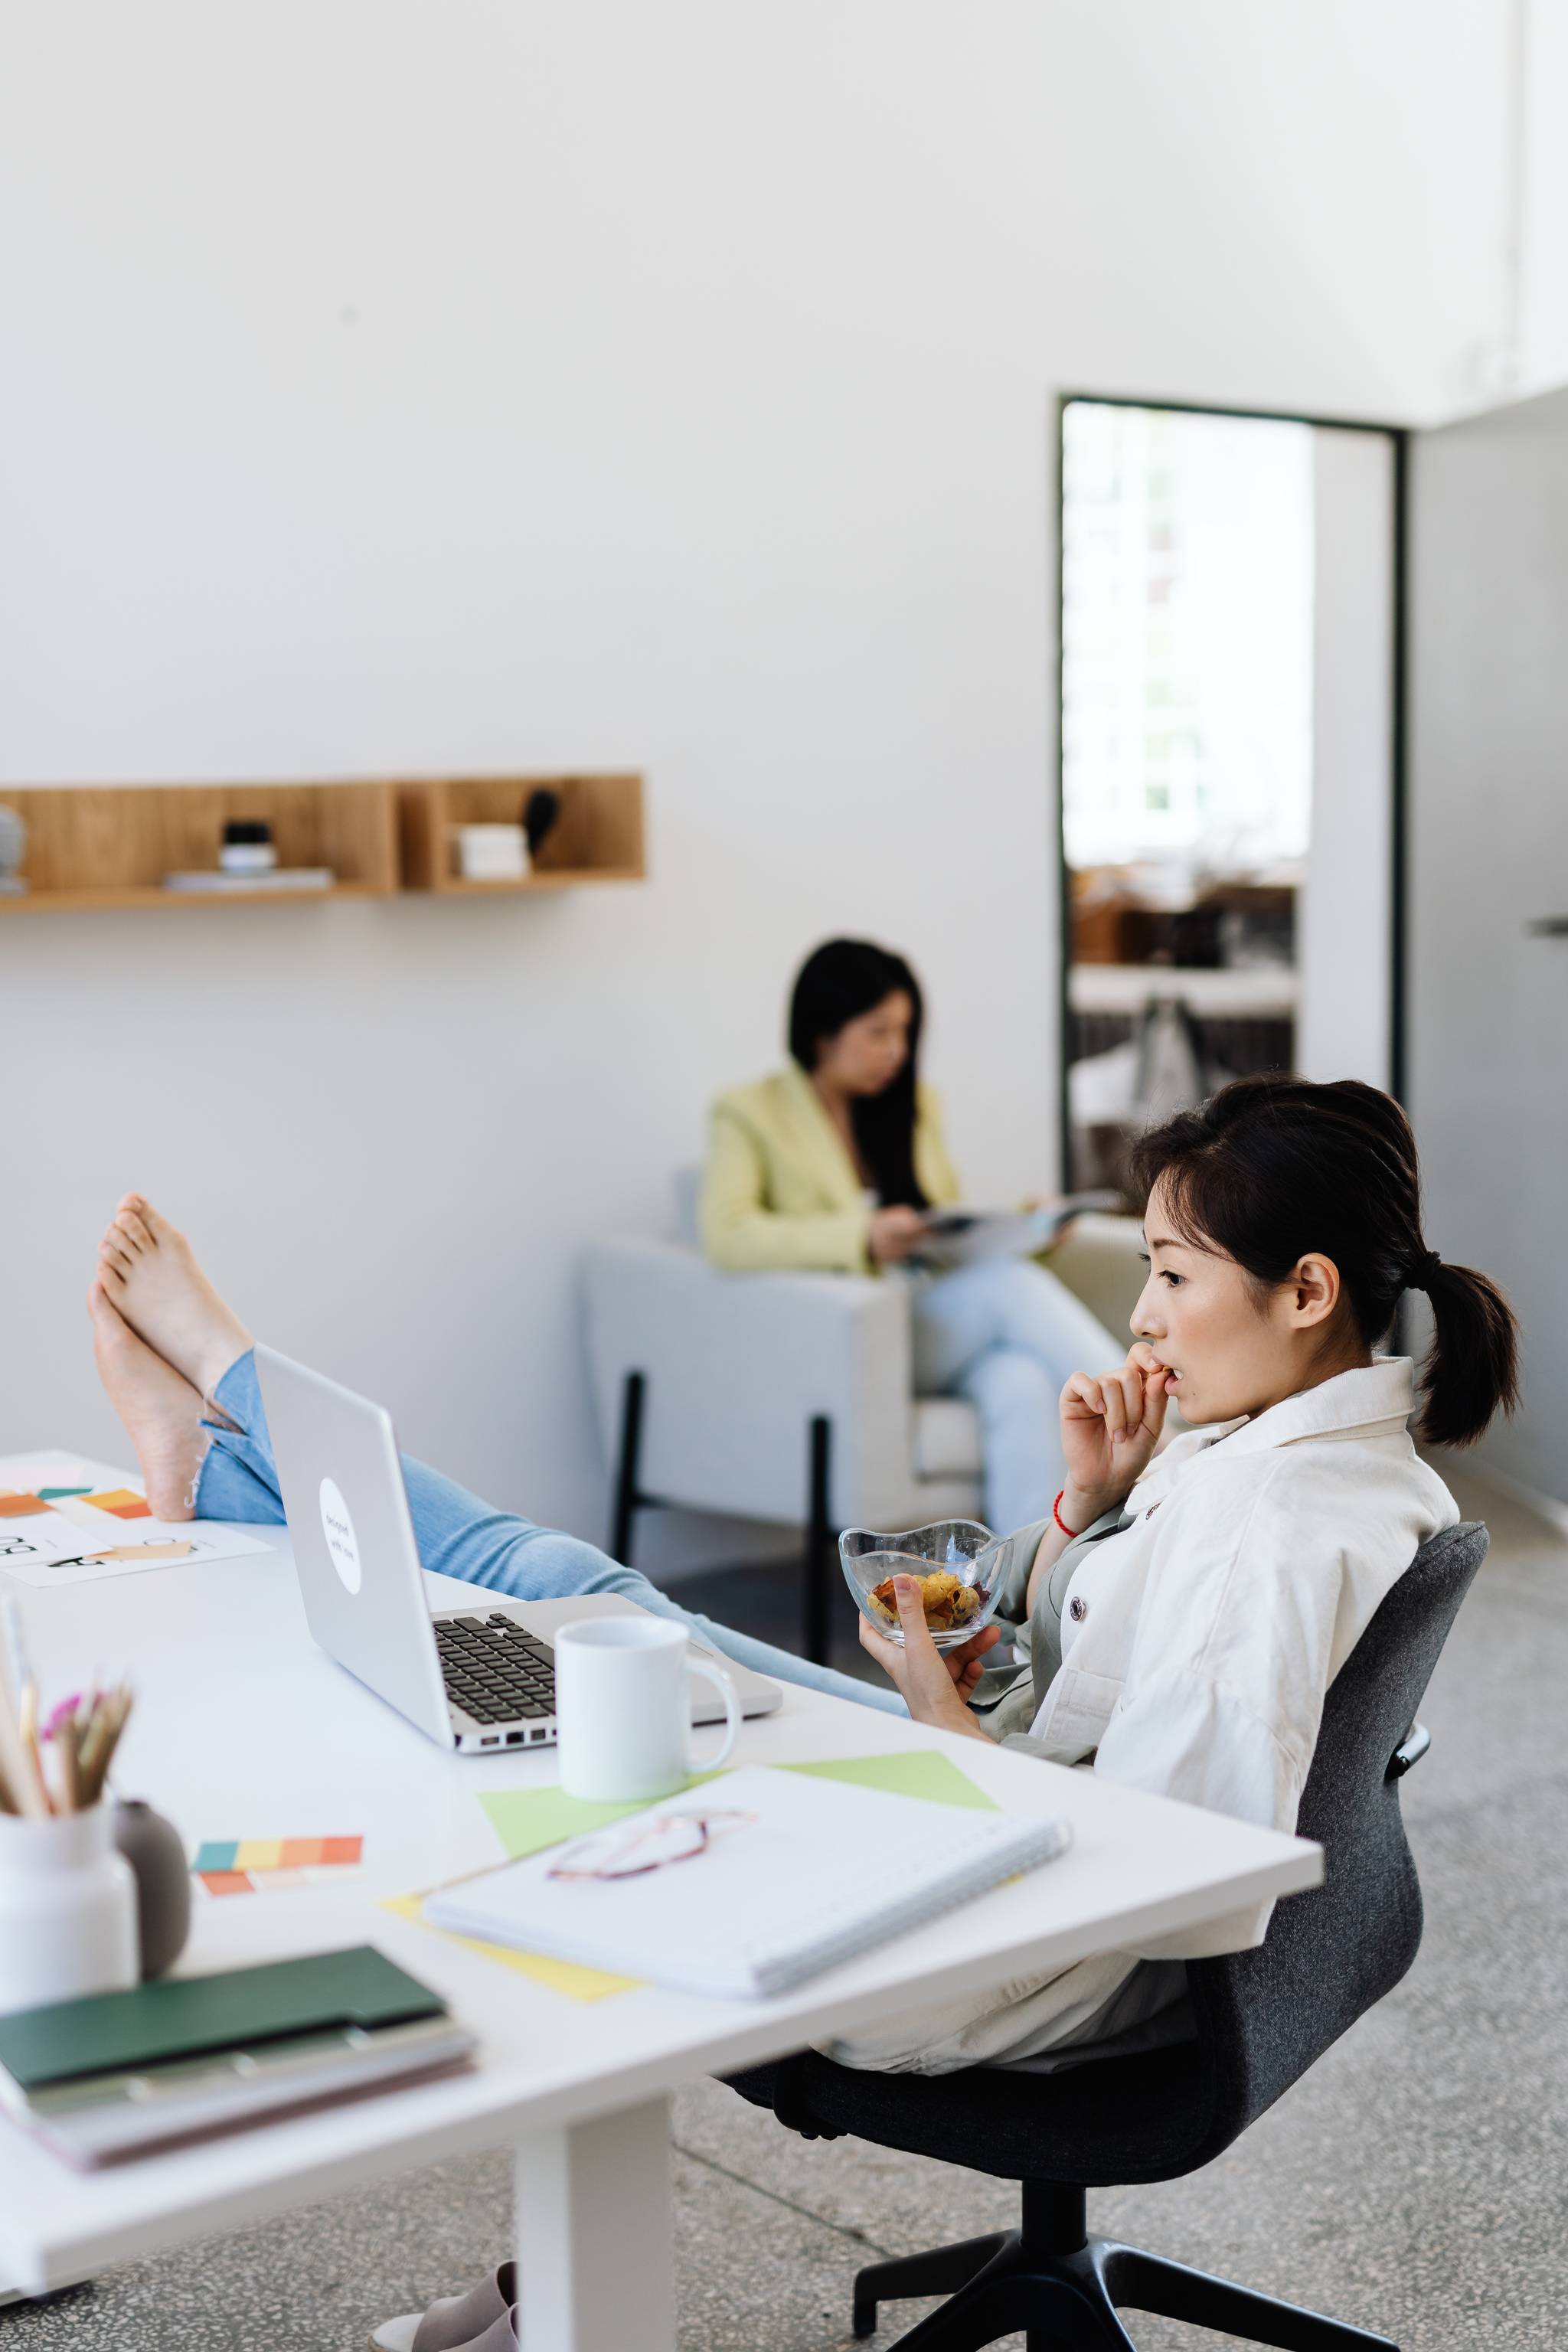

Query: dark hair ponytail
[1414,1255,1520,1447]
[1128,1075,1519,1448]
[788,938,926,1208]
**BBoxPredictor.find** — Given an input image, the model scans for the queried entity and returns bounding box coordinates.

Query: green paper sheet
[478,1748,998,1863]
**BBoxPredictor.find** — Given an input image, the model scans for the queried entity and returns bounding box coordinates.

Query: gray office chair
[727,1519,1489,2350]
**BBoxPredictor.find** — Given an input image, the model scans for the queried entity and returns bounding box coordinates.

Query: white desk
[0,1523,1319,2349]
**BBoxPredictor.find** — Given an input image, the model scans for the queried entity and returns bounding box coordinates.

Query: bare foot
[87,1281,207,1521]
[96,1194,252,1401]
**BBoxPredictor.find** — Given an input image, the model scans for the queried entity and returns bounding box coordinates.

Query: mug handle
[685,1658,740,1774]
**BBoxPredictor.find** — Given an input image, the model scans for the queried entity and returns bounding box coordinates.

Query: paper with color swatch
[193,1834,364,1896]
[0,1451,273,1586]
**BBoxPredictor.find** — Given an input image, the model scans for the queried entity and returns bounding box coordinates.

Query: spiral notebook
[426,1765,1071,1999]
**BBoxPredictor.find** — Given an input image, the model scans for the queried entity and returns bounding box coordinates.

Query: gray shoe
[449,2310,518,2352]
[369,2262,515,2352]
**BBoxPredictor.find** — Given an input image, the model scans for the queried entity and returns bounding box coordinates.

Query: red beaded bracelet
[1053,1488,1082,1540]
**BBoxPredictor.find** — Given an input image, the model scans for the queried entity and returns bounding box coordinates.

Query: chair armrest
[1387,1720,1430,1778]
[581,1240,920,1527]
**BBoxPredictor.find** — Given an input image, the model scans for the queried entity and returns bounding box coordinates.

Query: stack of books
[0,1945,472,2167]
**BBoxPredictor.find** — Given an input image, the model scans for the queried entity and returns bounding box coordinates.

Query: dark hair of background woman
[1129,1073,1520,1448]
[788,938,927,1210]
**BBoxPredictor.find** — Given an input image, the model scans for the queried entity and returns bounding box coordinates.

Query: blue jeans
[198,1352,903,1716]
[911,1259,1122,1533]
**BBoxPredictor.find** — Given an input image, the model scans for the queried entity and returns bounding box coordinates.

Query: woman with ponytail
[827,1074,1519,2075]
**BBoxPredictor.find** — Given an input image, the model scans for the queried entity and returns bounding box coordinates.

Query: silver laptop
[255,1346,781,1754]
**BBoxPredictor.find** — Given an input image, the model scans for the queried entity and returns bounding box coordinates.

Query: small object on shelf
[219,819,277,876]
[395,774,643,893]
[451,823,530,883]
[162,867,336,893]
[521,786,561,858]
[0,804,26,894]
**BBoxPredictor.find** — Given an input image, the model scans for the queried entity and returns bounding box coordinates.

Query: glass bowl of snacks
[839,1519,1015,1651]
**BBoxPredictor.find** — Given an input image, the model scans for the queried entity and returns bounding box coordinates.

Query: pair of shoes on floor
[371,2261,516,2352]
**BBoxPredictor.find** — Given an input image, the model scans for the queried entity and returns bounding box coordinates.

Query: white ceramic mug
[554,1619,740,1803]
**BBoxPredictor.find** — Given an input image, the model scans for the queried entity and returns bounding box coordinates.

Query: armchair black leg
[609,1369,645,1565]
[1099,2245,1399,2350]
[803,1414,833,1664]
[852,2231,1009,2337]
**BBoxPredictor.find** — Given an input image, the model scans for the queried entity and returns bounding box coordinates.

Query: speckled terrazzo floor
[1,1470,1560,2350]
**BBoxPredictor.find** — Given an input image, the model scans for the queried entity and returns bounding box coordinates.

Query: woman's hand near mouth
[1058,1343,1172,1526]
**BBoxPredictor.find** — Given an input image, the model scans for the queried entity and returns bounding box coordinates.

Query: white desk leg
[515,2094,675,2350]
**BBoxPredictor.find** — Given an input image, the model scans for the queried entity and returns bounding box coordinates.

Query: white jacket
[1030,1356,1458,1959]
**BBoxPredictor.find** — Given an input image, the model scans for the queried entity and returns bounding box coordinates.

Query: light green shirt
[701,1063,962,1274]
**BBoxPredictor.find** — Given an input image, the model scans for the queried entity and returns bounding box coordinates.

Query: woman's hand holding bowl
[857,1576,998,1738]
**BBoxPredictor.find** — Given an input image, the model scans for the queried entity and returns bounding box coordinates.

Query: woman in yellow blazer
[701,938,1121,1532]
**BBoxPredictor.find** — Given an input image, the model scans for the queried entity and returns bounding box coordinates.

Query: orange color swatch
[83,1489,154,1520]
[0,1493,46,1517]
[199,1871,253,1896]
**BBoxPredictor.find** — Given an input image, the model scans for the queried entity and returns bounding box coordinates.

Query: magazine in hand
[914,1191,1122,1269]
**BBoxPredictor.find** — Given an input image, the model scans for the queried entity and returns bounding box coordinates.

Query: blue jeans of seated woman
[198,1351,903,1716]
[910,1258,1123,1535]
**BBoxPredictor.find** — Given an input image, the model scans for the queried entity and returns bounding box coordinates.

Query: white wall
[1408,381,1568,1508]
[0,1,1538,1566]
[1298,428,1396,1090]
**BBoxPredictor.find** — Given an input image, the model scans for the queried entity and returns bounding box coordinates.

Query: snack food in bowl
[840,1519,1026,1651]
[866,1566,983,1634]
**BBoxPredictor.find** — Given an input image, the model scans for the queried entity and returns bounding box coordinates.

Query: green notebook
[0,1945,446,2092]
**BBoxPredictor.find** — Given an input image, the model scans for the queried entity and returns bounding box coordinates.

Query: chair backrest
[1186,1519,1490,2149]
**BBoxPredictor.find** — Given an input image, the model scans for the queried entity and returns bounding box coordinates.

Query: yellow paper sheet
[381,1893,639,2003]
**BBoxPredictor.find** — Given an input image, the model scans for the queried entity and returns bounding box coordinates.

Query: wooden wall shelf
[0,783,398,913]
[396,774,645,896]
[0,775,645,913]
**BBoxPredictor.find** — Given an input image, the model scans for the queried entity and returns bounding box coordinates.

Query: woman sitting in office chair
[822,1073,1519,2076]
[701,936,1122,1534]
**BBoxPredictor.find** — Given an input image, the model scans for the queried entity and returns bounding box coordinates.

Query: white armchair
[581,1208,1147,1662]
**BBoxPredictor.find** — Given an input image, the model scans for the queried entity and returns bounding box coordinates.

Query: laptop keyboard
[435,1614,557,1724]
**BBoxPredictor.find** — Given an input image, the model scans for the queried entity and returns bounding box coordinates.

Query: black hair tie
[1410,1250,1442,1291]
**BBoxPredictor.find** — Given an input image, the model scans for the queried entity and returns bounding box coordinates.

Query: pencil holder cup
[113,1800,191,1978]
[0,1805,139,2017]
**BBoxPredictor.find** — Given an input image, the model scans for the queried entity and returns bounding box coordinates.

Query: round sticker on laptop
[318,1478,362,1594]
